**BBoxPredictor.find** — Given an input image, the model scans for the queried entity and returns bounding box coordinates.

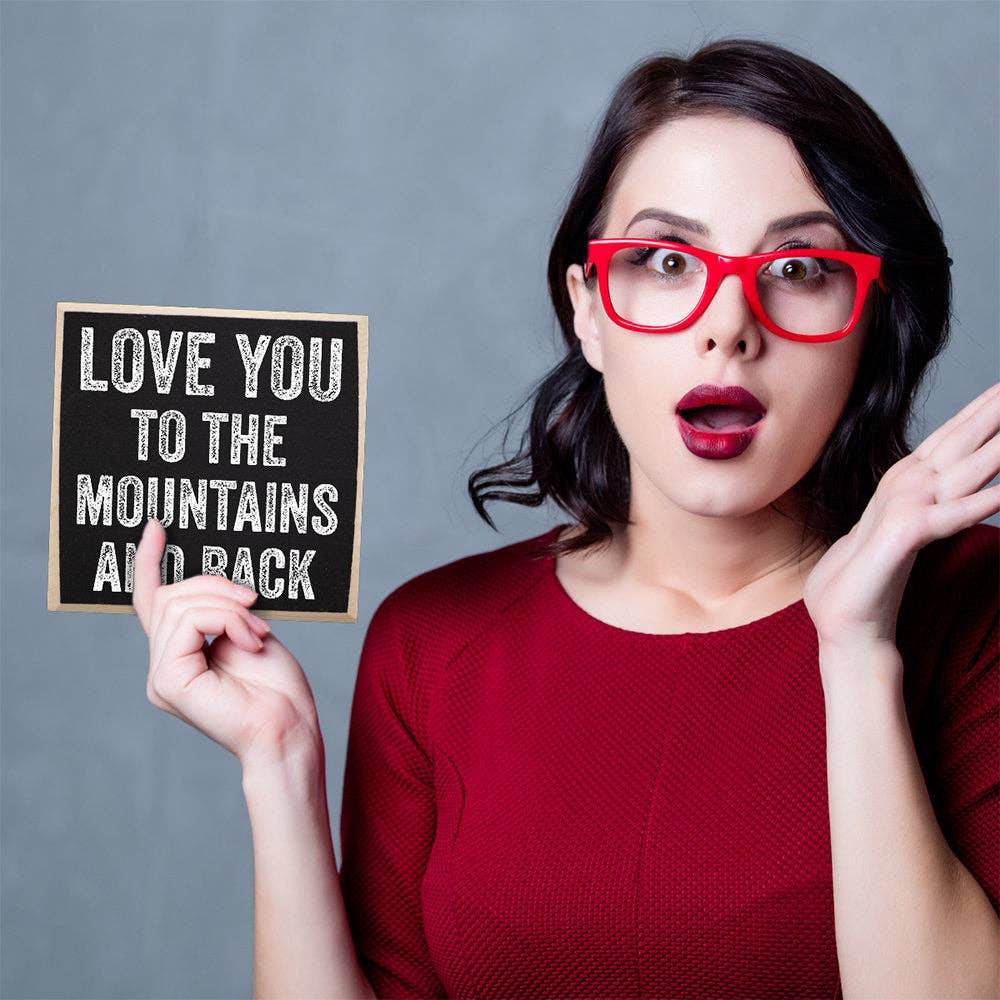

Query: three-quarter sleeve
[926,526,999,914]
[338,593,446,998]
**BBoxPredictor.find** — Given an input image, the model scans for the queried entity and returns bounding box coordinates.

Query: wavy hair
[467,38,952,559]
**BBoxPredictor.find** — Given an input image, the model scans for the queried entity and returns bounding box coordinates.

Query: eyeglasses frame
[583,238,887,343]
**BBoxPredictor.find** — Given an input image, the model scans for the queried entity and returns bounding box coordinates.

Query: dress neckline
[536,522,808,641]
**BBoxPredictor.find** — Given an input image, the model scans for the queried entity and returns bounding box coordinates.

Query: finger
[913,382,1000,463]
[154,573,259,604]
[152,604,264,689]
[154,573,257,605]
[156,591,269,636]
[147,636,215,725]
[926,400,1000,471]
[925,482,1000,540]
[912,383,997,460]
[146,587,271,714]
[153,594,269,666]
[150,575,258,635]
[935,432,1000,504]
[158,597,264,655]
[149,596,267,702]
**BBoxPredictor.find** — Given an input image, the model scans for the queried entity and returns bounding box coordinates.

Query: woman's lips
[676,410,765,459]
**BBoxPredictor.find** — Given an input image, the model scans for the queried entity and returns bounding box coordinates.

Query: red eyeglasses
[583,239,887,343]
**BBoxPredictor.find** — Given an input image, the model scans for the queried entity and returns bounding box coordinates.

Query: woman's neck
[613,516,826,612]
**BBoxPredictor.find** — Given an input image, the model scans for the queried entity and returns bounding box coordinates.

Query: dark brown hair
[467,38,952,559]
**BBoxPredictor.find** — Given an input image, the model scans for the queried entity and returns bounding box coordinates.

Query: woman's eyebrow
[624,209,709,235]
[764,210,842,235]
[623,208,842,236]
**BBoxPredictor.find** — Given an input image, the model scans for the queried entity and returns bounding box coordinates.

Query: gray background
[2,1,998,997]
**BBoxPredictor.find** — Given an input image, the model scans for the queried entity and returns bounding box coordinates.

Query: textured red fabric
[338,521,999,999]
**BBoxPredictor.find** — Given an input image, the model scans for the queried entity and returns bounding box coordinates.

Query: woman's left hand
[802,381,1000,661]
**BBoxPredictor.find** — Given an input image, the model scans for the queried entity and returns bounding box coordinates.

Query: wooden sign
[48,302,367,621]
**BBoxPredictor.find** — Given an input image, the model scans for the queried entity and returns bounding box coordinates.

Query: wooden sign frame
[48,301,368,622]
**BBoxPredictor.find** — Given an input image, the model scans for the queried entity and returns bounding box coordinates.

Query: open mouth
[678,404,765,433]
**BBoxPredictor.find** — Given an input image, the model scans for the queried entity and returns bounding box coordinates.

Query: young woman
[133,38,999,1000]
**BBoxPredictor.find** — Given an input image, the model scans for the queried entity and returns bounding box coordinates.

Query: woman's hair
[467,37,952,559]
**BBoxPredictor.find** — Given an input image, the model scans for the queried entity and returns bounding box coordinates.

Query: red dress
[338,521,999,999]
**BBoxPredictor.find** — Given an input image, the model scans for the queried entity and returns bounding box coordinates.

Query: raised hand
[133,519,324,772]
[803,381,1000,661]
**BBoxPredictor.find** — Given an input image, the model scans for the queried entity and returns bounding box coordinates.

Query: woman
[133,38,999,999]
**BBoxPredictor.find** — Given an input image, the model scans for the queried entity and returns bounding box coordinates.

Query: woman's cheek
[773,383,847,476]
[601,356,665,454]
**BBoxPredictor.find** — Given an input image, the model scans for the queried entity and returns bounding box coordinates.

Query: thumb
[133,518,165,629]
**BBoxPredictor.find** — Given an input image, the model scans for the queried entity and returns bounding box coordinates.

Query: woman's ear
[566,263,604,373]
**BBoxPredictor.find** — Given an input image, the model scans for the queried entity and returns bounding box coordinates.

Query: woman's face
[566,113,872,523]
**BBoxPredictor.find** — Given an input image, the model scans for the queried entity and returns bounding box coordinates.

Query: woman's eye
[766,255,821,281]
[649,248,698,276]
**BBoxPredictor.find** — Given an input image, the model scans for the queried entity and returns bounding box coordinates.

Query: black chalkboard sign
[48,302,368,621]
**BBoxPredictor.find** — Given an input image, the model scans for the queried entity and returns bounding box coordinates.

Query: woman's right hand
[133,519,323,773]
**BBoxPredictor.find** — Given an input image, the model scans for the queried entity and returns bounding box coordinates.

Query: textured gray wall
[3,1,997,996]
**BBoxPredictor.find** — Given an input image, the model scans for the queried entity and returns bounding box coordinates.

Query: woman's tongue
[683,404,759,432]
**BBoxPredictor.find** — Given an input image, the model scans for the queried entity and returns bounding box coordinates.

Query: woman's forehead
[605,113,833,242]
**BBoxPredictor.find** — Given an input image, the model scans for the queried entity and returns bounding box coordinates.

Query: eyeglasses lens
[606,246,859,336]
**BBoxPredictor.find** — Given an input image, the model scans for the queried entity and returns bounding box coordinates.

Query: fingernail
[234,583,257,596]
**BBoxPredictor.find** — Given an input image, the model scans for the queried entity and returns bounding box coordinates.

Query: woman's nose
[694,273,762,354]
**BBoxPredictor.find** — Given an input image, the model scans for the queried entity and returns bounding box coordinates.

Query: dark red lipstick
[676,383,767,460]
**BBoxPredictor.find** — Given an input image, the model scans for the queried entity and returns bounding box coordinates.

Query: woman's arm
[131,521,373,997]
[242,736,376,1000]
[820,641,1000,999]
